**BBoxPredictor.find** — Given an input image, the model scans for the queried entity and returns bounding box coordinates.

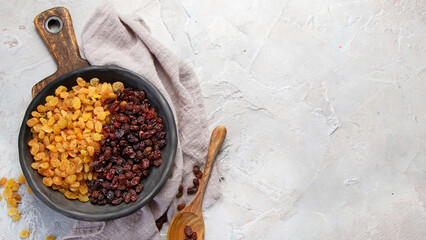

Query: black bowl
[18,66,177,221]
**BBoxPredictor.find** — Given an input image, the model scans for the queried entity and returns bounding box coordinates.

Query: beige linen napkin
[63,2,221,239]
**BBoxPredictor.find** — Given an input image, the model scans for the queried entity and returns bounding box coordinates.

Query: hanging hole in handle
[44,16,63,34]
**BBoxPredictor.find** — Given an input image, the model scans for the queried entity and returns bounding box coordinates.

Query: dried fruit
[3,188,12,199]
[184,226,197,240]
[12,193,21,201]
[0,177,7,186]
[177,203,186,211]
[112,81,124,92]
[6,178,15,188]
[193,178,200,187]
[64,190,78,200]
[87,87,166,205]
[18,174,26,184]
[8,207,18,216]
[46,236,56,240]
[19,229,30,238]
[11,182,20,192]
[26,78,118,202]
[7,198,17,207]
[27,185,33,194]
[12,214,22,221]
[176,185,183,198]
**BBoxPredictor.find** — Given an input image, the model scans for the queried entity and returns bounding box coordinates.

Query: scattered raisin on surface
[187,186,198,195]
[19,229,30,238]
[195,171,202,179]
[0,177,7,187]
[176,184,184,198]
[192,166,200,175]
[177,203,186,211]
[193,178,199,187]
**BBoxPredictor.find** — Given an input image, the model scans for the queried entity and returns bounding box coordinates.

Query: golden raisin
[18,174,26,184]
[55,86,67,96]
[27,77,116,202]
[3,188,12,199]
[95,121,102,133]
[0,177,7,187]
[7,198,17,207]
[90,78,99,86]
[12,214,22,221]
[72,97,81,109]
[48,97,59,106]
[93,133,102,141]
[6,178,15,188]
[78,194,89,202]
[11,183,20,192]
[26,118,39,127]
[52,177,63,185]
[66,175,77,184]
[27,185,34,194]
[79,183,88,195]
[12,193,21,201]
[64,190,78,199]
[42,177,53,187]
[37,105,47,112]
[46,236,56,240]
[76,77,86,86]
[31,111,42,118]
[20,229,30,238]
[112,81,124,92]
[8,207,18,216]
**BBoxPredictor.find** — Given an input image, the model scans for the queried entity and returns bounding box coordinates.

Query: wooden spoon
[167,126,227,240]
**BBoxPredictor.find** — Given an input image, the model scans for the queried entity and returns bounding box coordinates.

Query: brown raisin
[177,203,186,211]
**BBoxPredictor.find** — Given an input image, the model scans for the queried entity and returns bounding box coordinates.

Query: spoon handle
[189,126,227,215]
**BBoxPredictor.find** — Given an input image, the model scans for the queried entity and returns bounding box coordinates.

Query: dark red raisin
[106,190,115,200]
[135,184,144,193]
[176,191,183,198]
[124,192,131,203]
[184,226,193,236]
[193,178,200,187]
[153,159,162,167]
[187,187,196,195]
[130,177,140,186]
[177,203,186,211]
[143,147,152,156]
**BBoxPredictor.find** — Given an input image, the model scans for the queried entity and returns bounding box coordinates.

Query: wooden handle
[32,7,89,97]
[187,126,227,216]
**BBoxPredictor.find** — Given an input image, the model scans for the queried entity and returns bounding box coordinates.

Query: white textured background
[0,0,425,239]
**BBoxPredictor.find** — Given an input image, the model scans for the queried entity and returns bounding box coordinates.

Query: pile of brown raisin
[87,88,166,205]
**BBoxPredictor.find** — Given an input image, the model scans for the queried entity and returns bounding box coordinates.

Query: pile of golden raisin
[26,77,124,202]
[0,175,26,221]
[1,174,55,239]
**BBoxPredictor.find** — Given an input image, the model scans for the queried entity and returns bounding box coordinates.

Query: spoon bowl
[167,126,227,239]
[168,212,205,239]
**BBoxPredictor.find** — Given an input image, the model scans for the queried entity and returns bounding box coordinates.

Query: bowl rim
[18,65,177,221]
